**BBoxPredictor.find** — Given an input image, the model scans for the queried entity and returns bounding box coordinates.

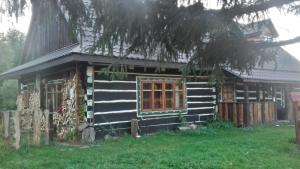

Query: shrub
[205,118,234,129]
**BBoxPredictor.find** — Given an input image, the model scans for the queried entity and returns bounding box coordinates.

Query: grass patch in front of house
[0,124,300,169]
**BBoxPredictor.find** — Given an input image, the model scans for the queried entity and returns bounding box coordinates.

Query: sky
[1,2,300,60]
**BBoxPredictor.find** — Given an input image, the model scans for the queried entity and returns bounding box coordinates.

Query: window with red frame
[141,79,185,112]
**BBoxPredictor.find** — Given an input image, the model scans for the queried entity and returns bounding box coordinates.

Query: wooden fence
[218,102,276,127]
[1,110,51,150]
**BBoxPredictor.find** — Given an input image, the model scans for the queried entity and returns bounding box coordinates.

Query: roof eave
[0,53,187,80]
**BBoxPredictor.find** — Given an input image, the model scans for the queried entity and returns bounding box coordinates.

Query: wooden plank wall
[218,102,276,127]
[22,0,74,63]
[92,68,216,137]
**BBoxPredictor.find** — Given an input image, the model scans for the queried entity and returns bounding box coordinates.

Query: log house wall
[91,66,217,137]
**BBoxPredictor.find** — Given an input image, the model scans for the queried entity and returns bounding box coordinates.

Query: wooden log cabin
[218,20,300,126]
[1,1,300,140]
[0,0,216,139]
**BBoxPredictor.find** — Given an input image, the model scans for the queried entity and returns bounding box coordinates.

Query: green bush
[0,80,18,110]
[205,118,234,129]
[65,128,80,143]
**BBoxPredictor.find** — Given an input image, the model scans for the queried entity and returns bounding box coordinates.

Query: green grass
[0,125,300,169]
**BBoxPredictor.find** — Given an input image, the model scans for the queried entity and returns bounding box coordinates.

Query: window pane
[57,85,63,92]
[154,91,162,99]
[165,83,173,90]
[154,100,163,109]
[143,83,152,90]
[177,82,183,90]
[143,91,152,110]
[166,91,173,99]
[154,83,162,90]
[175,91,184,109]
[143,100,152,109]
[166,100,173,109]
[143,91,152,99]
[48,85,55,92]
[223,85,233,102]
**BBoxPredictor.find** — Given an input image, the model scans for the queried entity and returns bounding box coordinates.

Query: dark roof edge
[243,78,300,84]
[0,54,75,80]
[0,53,186,80]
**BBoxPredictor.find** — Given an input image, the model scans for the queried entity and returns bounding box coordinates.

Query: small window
[222,84,234,102]
[140,78,186,115]
[46,81,64,113]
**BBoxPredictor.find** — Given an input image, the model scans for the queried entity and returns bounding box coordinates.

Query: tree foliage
[1,0,300,75]
[0,29,25,110]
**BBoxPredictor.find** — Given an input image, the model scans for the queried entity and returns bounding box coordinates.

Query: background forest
[0,29,25,110]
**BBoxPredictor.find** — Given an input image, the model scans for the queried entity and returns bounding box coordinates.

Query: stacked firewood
[53,73,77,139]
[17,95,33,130]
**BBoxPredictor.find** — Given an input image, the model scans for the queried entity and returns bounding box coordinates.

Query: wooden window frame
[221,84,234,103]
[139,78,186,116]
[45,80,65,113]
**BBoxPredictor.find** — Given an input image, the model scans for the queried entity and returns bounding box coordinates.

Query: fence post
[296,102,300,144]
[233,103,238,126]
[3,112,10,145]
[131,119,139,138]
[33,109,42,145]
[13,111,21,150]
[238,103,244,127]
[244,85,250,127]
[44,110,50,145]
[289,92,300,144]
[0,112,2,130]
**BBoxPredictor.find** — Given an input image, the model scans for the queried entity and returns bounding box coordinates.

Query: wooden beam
[244,84,250,127]
[35,74,41,108]
[294,102,300,144]
[75,62,81,129]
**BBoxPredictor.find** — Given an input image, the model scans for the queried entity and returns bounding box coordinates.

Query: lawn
[0,124,300,169]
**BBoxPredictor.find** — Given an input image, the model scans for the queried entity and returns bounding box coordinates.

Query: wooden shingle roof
[226,48,300,83]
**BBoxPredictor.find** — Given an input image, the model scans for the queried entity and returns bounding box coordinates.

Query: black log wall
[92,67,216,137]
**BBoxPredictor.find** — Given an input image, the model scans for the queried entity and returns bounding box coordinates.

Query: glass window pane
[143,83,152,90]
[143,100,152,109]
[143,91,152,99]
[154,91,162,99]
[166,100,173,109]
[57,85,63,92]
[166,91,173,99]
[177,82,183,90]
[154,100,163,109]
[175,91,184,109]
[165,83,173,90]
[154,83,162,90]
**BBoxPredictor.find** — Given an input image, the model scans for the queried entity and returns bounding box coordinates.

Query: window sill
[138,109,187,117]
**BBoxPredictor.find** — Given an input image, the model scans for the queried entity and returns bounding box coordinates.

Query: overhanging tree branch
[224,0,300,16]
[255,36,300,48]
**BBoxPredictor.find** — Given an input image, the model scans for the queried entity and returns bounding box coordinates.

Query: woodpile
[17,95,33,131]
[53,73,78,140]
[17,91,48,132]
